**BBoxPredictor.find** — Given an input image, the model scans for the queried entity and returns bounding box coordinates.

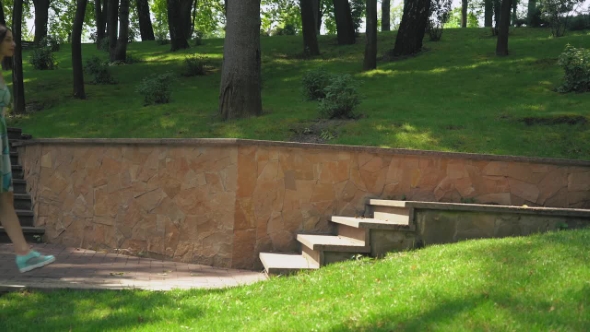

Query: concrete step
[12,179,27,194]
[259,252,318,275]
[297,234,370,253]
[16,210,35,227]
[12,165,23,179]
[14,193,31,210]
[369,199,411,224]
[10,152,18,165]
[0,226,44,243]
[331,216,412,230]
[7,127,22,140]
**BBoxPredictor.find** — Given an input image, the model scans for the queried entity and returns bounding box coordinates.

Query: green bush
[557,44,590,93]
[155,31,170,45]
[180,55,206,77]
[29,47,57,70]
[301,68,334,100]
[99,38,110,52]
[84,56,116,84]
[318,74,361,119]
[40,35,60,52]
[567,14,590,31]
[136,72,176,105]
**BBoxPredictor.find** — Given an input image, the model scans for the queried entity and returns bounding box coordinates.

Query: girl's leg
[0,192,55,272]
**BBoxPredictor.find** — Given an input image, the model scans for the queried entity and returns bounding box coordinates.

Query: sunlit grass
[1,228,589,331]
[5,28,590,160]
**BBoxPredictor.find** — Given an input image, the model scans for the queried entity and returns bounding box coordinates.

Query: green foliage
[318,74,361,119]
[262,0,301,35]
[540,0,585,37]
[40,35,60,52]
[349,0,365,33]
[180,55,206,77]
[155,30,170,45]
[136,72,176,105]
[84,56,116,84]
[99,38,110,52]
[29,47,58,70]
[446,7,479,28]
[557,44,590,93]
[567,14,590,31]
[301,68,334,100]
[428,0,452,41]
[125,54,143,64]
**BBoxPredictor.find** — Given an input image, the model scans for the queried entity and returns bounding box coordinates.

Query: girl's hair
[0,24,12,71]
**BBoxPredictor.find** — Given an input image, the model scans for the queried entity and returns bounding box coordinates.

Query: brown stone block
[234,198,255,231]
[568,171,590,191]
[220,164,238,192]
[544,187,568,207]
[508,178,540,203]
[318,160,350,184]
[476,193,512,205]
[569,191,590,206]
[310,183,335,203]
[447,162,469,179]
[483,161,509,176]
[232,229,257,269]
[537,167,568,204]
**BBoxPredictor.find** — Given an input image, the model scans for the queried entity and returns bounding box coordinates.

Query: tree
[94,0,108,47]
[495,0,512,56]
[11,0,25,114]
[114,0,129,61]
[107,0,118,61]
[382,0,390,31]
[484,0,493,27]
[219,0,262,120]
[300,0,319,55]
[333,0,355,44]
[32,0,50,43]
[363,0,377,70]
[461,0,467,27]
[389,0,430,57]
[135,0,154,40]
[167,0,191,51]
[72,0,87,99]
[0,2,5,25]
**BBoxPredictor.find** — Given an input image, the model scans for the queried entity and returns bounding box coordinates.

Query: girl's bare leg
[0,192,30,255]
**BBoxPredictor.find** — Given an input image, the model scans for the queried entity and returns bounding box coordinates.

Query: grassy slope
[1,229,589,331]
[5,28,590,160]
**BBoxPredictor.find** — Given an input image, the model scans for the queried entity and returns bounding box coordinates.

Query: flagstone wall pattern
[15,139,590,269]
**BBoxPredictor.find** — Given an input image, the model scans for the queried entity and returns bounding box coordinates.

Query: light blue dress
[0,83,13,193]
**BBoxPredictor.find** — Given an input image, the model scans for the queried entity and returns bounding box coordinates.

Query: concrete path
[0,243,267,292]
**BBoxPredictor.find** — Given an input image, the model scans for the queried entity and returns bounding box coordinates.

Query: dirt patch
[289,119,351,144]
[520,114,588,126]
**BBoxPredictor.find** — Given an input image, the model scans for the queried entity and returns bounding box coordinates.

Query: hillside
[6,28,590,160]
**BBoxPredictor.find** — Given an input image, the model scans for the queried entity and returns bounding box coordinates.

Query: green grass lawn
[5,28,590,160]
[1,229,589,331]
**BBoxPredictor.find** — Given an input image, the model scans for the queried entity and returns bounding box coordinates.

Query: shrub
[99,38,110,52]
[318,74,361,119]
[180,55,206,77]
[29,47,57,70]
[136,72,176,105]
[557,44,590,93]
[155,31,170,45]
[427,0,452,41]
[567,14,590,31]
[84,56,116,84]
[302,68,334,100]
[40,35,60,52]
[193,31,204,46]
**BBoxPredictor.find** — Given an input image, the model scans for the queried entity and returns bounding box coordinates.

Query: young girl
[0,24,55,273]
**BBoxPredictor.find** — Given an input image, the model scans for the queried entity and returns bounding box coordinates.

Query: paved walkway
[0,243,268,292]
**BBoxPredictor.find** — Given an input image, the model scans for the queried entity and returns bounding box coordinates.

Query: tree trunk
[390,0,430,57]
[135,0,155,40]
[107,0,118,61]
[94,0,107,47]
[381,0,390,31]
[495,0,511,56]
[301,0,320,56]
[511,0,516,25]
[114,0,129,61]
[219,0,262,120]
[0,2,5,25]
[493,0,501,35]
[167,0,191,51]
[73,0,87,99]
[527,0,535,25]
[484,0,493,27]
[363,0,377,70]
[461,0,468,28]
[11,0,25,114]
[311,0,321,34]
[333,0,355,45]
[32,0,50,44]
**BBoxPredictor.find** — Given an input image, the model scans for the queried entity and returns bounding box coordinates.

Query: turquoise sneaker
[15,250,56,273]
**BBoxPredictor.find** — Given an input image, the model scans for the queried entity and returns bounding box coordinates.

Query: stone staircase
[0,127,42,242]
[260,199,590,275]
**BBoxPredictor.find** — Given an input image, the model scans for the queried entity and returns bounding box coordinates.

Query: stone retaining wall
[15,139,590,269]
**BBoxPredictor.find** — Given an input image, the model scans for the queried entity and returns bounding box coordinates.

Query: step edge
[296,234,371,252]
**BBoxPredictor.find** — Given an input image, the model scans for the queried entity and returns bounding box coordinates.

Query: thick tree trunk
[73,0,88,99]
[114,0,129,61]
[484,0,493,27]
[495,0,511,56]
[333,0,355,45]
[381,0,390,31]
[135,0,155,40]
[461,0,468,28]
[219,0,262,120]
[107,0,118,61]
[390,0,430,57]
[301,0,320,56]
[311,0,321,34]
[33,0,50,44]
[511,0,516,25]
[94,0,107,47]
[11,0,25,114]
[0,2,5,25]
[363,0,377,70]
[493,0,501,35]
[527,0,537,26]
[167,0,191,51]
